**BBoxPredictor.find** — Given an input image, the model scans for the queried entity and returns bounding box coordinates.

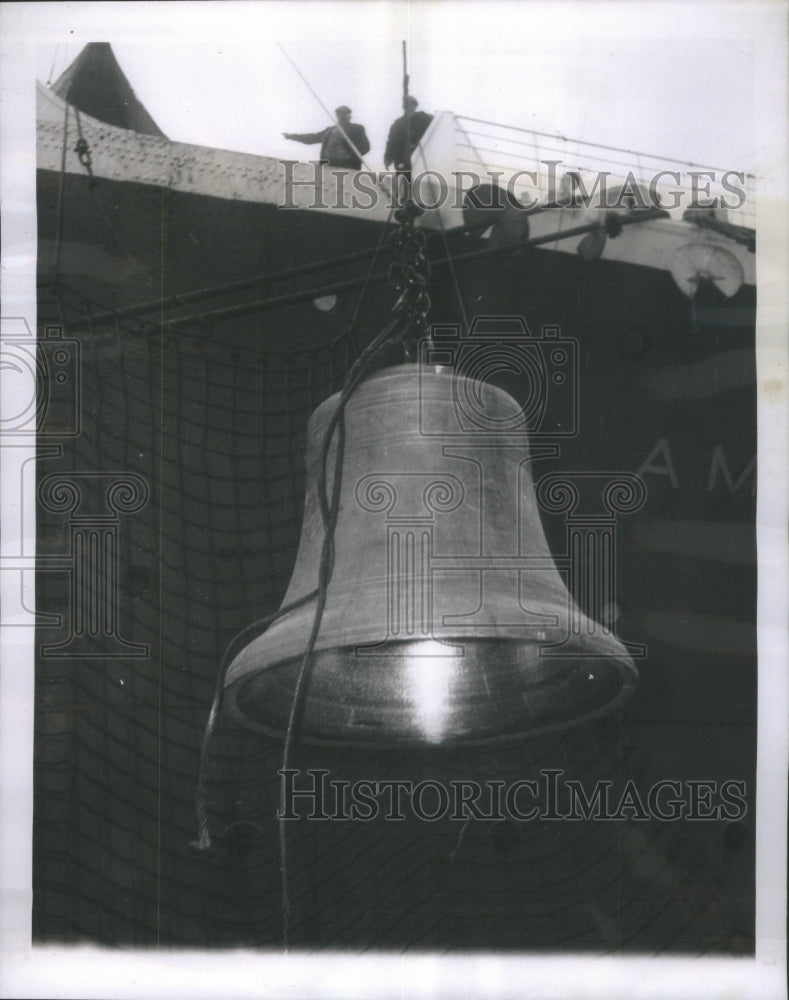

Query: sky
[2,0,779,173]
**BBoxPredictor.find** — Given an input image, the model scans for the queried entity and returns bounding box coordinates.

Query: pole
[402,40,411,180]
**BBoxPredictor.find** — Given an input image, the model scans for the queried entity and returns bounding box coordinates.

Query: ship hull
[33,144,756,950]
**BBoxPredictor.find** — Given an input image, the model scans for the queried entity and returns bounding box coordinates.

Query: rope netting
[32,289,754,951]
[30,48,757,951]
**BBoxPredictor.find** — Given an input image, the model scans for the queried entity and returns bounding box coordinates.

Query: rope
[277,42,387,195]
[84,242,399,327]
[51,99,69,277]
[149,209,666,329]
[432,198,470,333]
[190,75,668,951]
[277,308,416,949]
[64,81,402,346]
[73,107,96,187]
[57,206,669,340]
[189,589,320,853]
[87,182,207,325]
[276,145,435,945]
[402,41,411,174]
[46,45,61,87]
[70,107,213,330]
[410,129,469,334]
[188,193,406,949]
[189,236,402,856]
[342,205,396,357]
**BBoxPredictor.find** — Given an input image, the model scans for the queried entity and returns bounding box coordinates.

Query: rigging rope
[83,243,399,327]
[51,99,69,277]
[189,198,405,951]
[276,42,388,199]
[276,46,436,947]
[46,45,61,88]
[73,107,96,187]
[427,177,470,333]
[278,310,412,948]
[338,204,397,357]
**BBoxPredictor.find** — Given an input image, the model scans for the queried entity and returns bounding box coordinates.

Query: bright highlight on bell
[224,364,638,746]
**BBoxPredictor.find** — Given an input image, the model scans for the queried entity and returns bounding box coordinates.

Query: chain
[387,199,432,358]
[73,108,97,188]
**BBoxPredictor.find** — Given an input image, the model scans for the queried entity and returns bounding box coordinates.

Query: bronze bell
[224,363,638,746]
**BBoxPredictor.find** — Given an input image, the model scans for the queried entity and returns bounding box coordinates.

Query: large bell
[224,363,638,746]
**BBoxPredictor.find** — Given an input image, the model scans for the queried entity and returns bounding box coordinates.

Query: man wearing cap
[283,106,370,169]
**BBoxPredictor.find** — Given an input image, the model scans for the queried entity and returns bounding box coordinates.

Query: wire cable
[189,206,405,949]
[189,589,320,853]
[51,100,69,277]
[277,42,388,197]
[342,205,396,357]
[410,133,470,334]
[277,311,411,949]
[46,45,61,88]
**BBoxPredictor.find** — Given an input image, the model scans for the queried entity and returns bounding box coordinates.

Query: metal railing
[454,116,756,228]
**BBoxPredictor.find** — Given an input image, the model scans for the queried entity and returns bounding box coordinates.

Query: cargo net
[33,286,752,953]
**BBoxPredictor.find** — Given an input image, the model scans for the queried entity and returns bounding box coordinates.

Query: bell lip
[222,638,640,749]
[224,598,635,689]
[223,684,639,749]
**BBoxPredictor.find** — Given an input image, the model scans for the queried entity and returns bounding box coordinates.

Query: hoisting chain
[387,199,432,355]
[73,108,97,188]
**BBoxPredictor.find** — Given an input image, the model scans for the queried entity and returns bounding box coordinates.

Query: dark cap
[335,105,352,114]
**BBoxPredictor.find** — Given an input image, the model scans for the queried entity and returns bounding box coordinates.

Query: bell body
[224,364,637,745]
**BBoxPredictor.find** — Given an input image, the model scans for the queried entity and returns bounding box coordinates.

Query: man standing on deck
[283,106,370,169]
[384,96,433,179]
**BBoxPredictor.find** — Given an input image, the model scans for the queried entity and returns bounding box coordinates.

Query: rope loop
[74,136,91,168]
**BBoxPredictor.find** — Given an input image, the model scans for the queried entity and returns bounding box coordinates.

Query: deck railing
[453,116,756,228]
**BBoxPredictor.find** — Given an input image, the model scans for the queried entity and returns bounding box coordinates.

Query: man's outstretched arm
[282,130,326,144]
